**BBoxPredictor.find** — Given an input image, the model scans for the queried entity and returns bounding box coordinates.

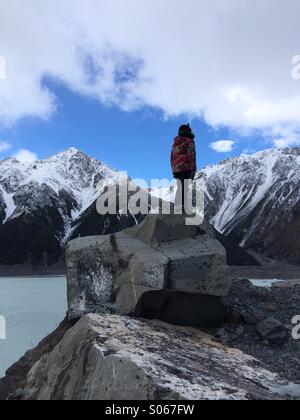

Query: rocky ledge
[20,314,300,400]
[1,214,300,401]
[66,214,231,328]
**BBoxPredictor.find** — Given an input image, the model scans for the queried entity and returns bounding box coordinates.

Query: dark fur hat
[178,124,195,139]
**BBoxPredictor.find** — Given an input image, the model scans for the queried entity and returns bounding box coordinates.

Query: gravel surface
[210,280,300,382]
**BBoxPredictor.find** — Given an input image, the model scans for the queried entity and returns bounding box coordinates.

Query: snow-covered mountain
[0,148,136,265]
[0,147,117,225]
[201,147,300,264]
[151,147,300,264]
[1,146,299,266]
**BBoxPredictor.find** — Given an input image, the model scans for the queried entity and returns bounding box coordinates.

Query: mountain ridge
[201,147,300,264]
[0,146,299,266]
[0,148,120,265]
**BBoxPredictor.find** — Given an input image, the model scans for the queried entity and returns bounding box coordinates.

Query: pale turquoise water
[0,276,67,378]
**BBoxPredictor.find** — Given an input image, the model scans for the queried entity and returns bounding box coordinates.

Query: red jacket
[171,136,196,175]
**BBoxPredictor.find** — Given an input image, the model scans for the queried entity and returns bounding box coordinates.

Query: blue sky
[1,0,299,178]
[0,79,264,181]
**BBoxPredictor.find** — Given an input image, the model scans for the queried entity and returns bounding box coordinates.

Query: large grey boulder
[127,214,199,244]
[23,314,300,400]
[66,232,169,318]
[256,318,288,346]
[66,214,232,325]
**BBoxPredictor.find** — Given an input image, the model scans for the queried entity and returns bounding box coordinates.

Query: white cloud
[0,142,11,152]
[14,149,38,163]
[0,0,300,146]
[0,54,6,80]
[210,140,235,153]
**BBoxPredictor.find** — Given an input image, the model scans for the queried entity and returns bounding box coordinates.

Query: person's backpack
[171,136,196,174]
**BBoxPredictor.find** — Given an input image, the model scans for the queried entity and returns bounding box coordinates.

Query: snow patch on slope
[203,148,300,238]
[0,187,16,222]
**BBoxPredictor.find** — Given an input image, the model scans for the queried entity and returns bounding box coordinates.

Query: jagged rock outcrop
[0,318,72,400]
[66,214,231,327]
[2,280,300,401]
[21,314,300,400]
[2,223,300,401]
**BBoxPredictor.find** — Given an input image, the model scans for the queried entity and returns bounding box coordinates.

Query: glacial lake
[0,276,67,378]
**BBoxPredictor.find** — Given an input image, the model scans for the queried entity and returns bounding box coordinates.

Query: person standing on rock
[171,124,197,213]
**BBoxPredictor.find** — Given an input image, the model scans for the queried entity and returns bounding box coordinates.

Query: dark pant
[174,172,195,213]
